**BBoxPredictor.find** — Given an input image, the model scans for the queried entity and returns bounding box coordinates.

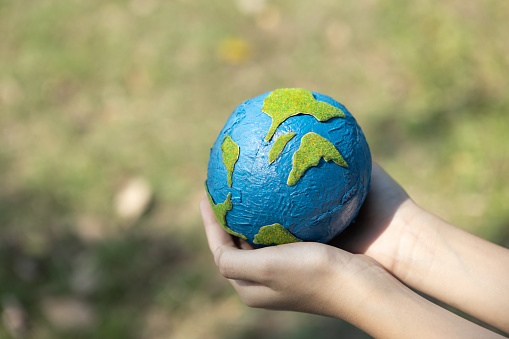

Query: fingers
[229,280,281,309]
[199,195,236,258]
[200,193,264,281]
[200,194,280,306]
[217,243,280,281]
[200,193,333,287]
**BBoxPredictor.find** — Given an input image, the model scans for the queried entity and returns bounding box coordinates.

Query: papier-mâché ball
[206,88,371,247]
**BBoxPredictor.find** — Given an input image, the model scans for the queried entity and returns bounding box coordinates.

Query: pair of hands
[200,164,407,316]
[200,163,509,338]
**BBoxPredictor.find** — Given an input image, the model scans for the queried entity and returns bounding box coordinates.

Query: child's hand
[200,196,400,319]
[200,191,506,338]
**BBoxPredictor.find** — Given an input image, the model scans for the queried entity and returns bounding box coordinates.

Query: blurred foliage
[1,0,508,338]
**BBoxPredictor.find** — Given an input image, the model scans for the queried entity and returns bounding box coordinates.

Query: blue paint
[206,90,371,247]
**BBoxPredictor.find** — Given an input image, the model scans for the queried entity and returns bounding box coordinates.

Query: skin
[200,163,509,338]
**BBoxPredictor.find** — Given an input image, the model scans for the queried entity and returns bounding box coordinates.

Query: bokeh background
[1,0,509,338]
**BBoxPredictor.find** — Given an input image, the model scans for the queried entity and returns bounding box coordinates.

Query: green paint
[287,132,348,186]
[268,132,297,164]
[253,223,302,245]
[205,184,247,240]
[221,135,239,187]
[261,88,345,141]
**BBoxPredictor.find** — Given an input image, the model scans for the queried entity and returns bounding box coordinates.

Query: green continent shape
[221,135,239,187]
[205,184,247,240]
[261,88,345,141]
[287,132,348,186]
[269,132,297,164]
[253,223,302,245]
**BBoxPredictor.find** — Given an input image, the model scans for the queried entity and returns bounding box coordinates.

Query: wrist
[327,253,435,338]
[362,198,429,279]
[388,200,436,281]
[326,253,406,326]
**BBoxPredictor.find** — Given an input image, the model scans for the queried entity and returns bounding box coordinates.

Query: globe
[206,88,371,247]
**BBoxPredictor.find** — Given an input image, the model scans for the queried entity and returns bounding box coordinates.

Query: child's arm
[334,164,509,333]
[200,196,506,338]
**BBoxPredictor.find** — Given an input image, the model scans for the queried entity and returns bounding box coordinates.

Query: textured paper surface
[206,88,371,247]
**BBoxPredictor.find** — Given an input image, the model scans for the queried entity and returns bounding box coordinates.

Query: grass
[1,0,508,338]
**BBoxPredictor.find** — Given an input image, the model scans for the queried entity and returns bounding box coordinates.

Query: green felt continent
[205,184,247,240]
[287,132,348,186]
[268,132,297,164]
[221,135,239,187]
[261,88,345,141]
[253,223,302,245]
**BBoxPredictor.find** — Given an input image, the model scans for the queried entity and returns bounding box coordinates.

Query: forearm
[391,204,509,333]
[347,279,505,339]
[314,252,503,339]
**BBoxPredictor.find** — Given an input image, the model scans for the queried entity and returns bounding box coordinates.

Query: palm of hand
[330,163,413,271]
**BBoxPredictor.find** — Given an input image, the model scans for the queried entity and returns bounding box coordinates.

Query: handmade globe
[206,88,371,247]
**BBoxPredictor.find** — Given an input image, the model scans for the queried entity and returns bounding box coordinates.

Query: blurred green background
[1,0,508,338]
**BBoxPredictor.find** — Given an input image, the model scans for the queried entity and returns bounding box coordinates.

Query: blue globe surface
[206,89,371,247]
